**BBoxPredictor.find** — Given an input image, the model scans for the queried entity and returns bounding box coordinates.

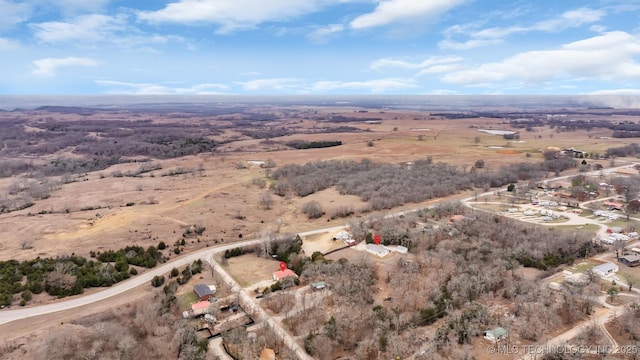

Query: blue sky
[1,0,639,95]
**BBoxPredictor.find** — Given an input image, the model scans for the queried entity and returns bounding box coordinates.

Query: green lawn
[178,292,199,310]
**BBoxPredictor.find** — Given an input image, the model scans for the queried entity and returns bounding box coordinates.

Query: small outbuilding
[193,284,214,301]
[619,254,640,267]
[396,245,408,254]
[311,281,327,291]
[191,301,212,316]
[483,327,508,342]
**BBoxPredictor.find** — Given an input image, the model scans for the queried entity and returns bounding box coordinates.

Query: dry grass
[222,254,281,287]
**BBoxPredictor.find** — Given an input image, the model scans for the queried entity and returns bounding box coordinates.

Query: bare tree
[621,272,639,292]
[259,192,273,210]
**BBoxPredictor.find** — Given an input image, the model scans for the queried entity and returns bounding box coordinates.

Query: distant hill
[33,106,104,115]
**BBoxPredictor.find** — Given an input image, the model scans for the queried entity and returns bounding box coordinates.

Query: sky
[1,0,639,95]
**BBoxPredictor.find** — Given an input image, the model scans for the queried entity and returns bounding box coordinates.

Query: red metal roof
[192,301,210,311]
[273,269,297,279]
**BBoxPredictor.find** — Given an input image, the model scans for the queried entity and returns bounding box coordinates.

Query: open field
[1,105,636,263]
[221,254,281,288]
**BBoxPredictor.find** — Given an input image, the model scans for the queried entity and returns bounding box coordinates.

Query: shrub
[302,201,324,219]
[21,290,32,302]
[151,275,165,287]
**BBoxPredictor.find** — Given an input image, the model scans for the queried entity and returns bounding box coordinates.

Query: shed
[619,254,640,267]
[311,281,327,291]
[193,284,214,301]
[592,262,619,276]
[483,327,508,342]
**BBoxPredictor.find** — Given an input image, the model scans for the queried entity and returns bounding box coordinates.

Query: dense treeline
[271,157,576,210]
[0,255,128,304]
[285,140,342,149]
[605,143,640,158]
[93,245,164,268]
[239,125,363,139]
[0,119,221,160]
[0,244,166,306]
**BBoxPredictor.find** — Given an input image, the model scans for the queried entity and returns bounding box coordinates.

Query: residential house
[592,262,619,277]
[366,243,390,257]
[193,284,215,301]
[483,327,508,342]
[272,268,298,281]
[603,201,624,211]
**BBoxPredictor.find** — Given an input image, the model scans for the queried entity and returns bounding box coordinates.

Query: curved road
[0,224,350,326]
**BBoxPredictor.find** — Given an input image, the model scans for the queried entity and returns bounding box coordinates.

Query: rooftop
[273,269,298,280]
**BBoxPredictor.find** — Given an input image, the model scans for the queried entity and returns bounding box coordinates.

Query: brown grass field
[1,109,632,263]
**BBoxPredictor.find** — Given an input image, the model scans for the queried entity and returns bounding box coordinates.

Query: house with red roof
[272,268,298,281]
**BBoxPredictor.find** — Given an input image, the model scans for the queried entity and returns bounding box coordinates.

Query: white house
[592,262,619,277]
[366,244,390,257]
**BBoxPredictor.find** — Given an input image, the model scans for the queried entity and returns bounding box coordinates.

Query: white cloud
[0,0,31,29]
[32,14,185,48]
[33,14,125,43]
[350,0,466,30]
[534,7,605,32]
[308,24,344,44]
[95,80,228,94]
[440,7,606,50]
[370,56,462,70]
[312,78,417,93]
[138,0,323,34]
[0,37,19,51]
[235,78,303,91]
[32,57,98,77]
[441,31,640,87]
